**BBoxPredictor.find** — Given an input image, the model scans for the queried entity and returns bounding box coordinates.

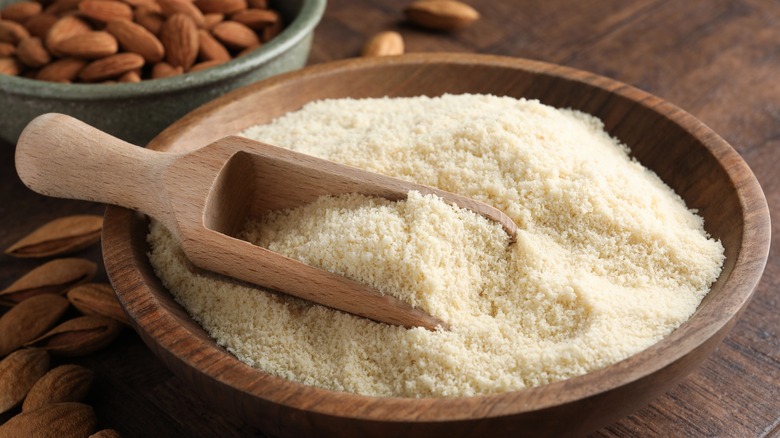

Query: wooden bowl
[102,54,771,437]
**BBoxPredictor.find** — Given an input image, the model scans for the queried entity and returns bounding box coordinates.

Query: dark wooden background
[1,0,778,436]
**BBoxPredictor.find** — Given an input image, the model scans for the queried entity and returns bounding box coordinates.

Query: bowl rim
[104,53,771,423]
[0,0,326,99]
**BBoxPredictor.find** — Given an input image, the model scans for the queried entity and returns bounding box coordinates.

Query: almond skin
[78,52,145,81]
[0,57,20,75]
[0,258,97,306]
[5,215,103,258]
[106,19,165,63]
[16,37,51,67]
[25,315,123,357]
[197,29,230,62]
[202,12,224,30]
[90,429,122,438]
[22,365,94,412]
[230,8,278,30]
[151,61,182,78]
[0,19,30,44]
[78,0,133,23]
[0,42,14,56]
[157,0,205,27]
[188,58,225,72]
[0,294,69,358]
[134,6,164,35]
[0,349,50,414]
[361,31,404,57]
[23,13,58,39]
[56,31,118,59]
[67,283,130,325]
[35,57,87,82]
[1,2,43,23]
[195,0,247,15]
[160,13,198,69]
[212,20,259,49]
[404,0,480,31]
[0,402,96,437]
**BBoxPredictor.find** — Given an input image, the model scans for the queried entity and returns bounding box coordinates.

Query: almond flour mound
[146,94,725,397]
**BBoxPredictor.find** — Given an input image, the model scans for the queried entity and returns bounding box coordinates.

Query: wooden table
[2,0,778,436]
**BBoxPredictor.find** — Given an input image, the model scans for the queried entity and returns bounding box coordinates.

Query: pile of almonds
[361,0,479,57]
[0,214,128,436]
[0,0,283,83]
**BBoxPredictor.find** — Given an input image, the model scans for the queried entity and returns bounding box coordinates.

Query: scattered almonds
[26,315,123,357]
[0,402,96,437]
[0,294,69,357]
[0,348,50,414]
[0,0,285,81]
[22,364,94,412]
[67,283,130,325]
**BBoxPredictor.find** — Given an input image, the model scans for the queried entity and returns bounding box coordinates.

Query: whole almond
[1,2,42,23]
[45,15,91,56]
[78,0,133,23]
[0,42,14,56]
[202,13,224,30]
[5,215,103,258]
[151,61,181,78]
[0,349,50,414]
[195,0,247,15]
[78,52,145,81]
[157,0,205,27]
[404,0,480,31]
[230,8,278,30]
[22,365,94,412]
[0,294,69,357]
[0,258,97,306]
[188,58,224,72]
[0,19,30,44]
[0,56,20,75]
[106,19,165,63]
[248,0,268,8]
[197,29,229,62]
[0,402,96,437]
[212,20,259,49]
[121,0,161,11]
[56,31,118,59]
[67,283,130,325]
[16,37,51,68]
[26,315,123,357]
[118,69,141,82]
[261,17,282,42]
[43,0,83,15]
[36,57,87,82]
[361,31,404,57]
[160,13,198,69]
[134,6,164,35]
[23,13,58,38]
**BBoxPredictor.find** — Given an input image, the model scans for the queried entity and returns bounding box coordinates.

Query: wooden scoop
[15,113,517,330]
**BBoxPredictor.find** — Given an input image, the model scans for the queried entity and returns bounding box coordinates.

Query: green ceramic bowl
[0,0,325,145]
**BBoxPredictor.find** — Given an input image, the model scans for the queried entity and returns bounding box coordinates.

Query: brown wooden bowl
[102,53,771,437]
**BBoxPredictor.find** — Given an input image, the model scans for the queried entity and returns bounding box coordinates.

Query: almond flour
[147,94,725,397]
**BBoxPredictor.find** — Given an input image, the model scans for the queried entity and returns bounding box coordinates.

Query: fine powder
[147,94,725,397]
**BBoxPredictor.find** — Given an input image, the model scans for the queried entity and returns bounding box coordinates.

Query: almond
[151,60,181,78]
[134,6,164,35]
[202,12,224,30]
[230,8,278,30]
[0,42,14,56]
[160,13,198,69]
[78,0,134,23]
[26,316,123,357]
[106,19,165,63]
[45,15,91,56]
[0,294,69,358]
[361,31,404,57]
[157,0,205,27]
[195,0,247,15]
[188,58,224,72]
[5,215,103,258]
[36,57,86,82]
[261,17,282,42]
[0,56,20,75]
[0,258,97,306]
[212,20,258,49]
[56,31,118,59]
[248,0,268,8]
[1,2,43,23]
[403,0,480,31]
[118,69,141,82]
[78,52,145,81]
[0,19,30,44]
[67,283,130,325]
[121,0,161,12]
[23,13,58,38]
[90,430,122,438]
[0,402,96,437]
[22,365,94,412]
[43,0,83,16]
[0,349,50,414]
[197,29,229,62]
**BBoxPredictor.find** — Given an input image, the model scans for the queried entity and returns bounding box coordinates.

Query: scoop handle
[15,113,176,222]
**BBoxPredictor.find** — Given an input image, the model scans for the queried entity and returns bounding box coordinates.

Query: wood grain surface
[1,0,779,436]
